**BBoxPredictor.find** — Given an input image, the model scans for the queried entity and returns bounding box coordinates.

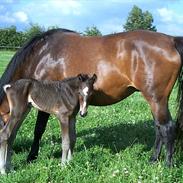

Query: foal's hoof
[165,161,173,168]
[0,168,6,175]
[149,156,158,164]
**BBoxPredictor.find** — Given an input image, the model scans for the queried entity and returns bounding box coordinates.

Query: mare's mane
[0,28,77,103]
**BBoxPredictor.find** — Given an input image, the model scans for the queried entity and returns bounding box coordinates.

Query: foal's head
[77,74,97,117]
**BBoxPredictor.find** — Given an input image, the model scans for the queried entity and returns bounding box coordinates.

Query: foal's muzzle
[80,111,88,117]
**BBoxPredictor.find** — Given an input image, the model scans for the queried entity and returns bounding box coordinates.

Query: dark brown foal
[0,74,97,173]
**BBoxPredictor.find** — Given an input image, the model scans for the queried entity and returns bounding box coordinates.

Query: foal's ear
[92,74,97,83]
[78,74,84,81]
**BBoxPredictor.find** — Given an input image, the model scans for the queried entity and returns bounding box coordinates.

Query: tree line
[0,5,156,48]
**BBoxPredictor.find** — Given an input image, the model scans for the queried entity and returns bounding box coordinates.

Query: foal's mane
[0,28,77,103]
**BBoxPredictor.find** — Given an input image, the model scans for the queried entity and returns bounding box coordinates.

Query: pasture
[0,50,183,182]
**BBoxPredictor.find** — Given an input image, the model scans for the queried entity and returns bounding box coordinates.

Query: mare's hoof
[27,154,38,163]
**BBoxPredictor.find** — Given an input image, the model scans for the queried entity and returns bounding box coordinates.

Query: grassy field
[0,50,183,182]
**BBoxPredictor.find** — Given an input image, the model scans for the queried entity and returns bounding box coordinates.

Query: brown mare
[0,29,183,172]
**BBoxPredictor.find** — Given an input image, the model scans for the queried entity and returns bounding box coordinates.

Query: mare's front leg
[27,111,50,163]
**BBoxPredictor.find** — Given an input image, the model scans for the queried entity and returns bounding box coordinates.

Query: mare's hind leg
[149,126,163,162]
[144,96,176,166]
[27,111,50,163]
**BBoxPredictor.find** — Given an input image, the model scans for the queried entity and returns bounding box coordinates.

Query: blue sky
[0,0,183,35]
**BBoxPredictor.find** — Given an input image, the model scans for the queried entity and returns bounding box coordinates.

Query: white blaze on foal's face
[79,86,89,117]
[83,86,89,96]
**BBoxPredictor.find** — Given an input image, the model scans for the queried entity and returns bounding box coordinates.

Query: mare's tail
[174,37,183,139]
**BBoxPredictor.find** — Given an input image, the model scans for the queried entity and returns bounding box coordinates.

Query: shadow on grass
[52,120,155,159]
[77,120,155,152]
[12,120,156,159]
[13,138,33,153]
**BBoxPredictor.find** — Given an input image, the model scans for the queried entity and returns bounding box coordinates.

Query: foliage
[0,26,26,48]
[0,51,182,183]
[24,23,45,41]
[0,24,102,49]
[83,26,102,36]
[123,5,157,32]
[0,24,45,48]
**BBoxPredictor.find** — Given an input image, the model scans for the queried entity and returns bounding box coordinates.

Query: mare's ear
[92,74,97,83]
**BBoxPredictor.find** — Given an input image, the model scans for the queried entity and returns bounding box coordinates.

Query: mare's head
[78,74,97,117]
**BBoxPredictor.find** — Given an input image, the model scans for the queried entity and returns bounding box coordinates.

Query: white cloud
[50,0,83,15]
[157,8,173,22]
[13,11,28,22]
[157,7,183,24]
[25,0,84,17]
[0,11,28,24]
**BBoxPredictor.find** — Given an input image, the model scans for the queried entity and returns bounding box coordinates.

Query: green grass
[0,50,13,76]
[0,50,183,182]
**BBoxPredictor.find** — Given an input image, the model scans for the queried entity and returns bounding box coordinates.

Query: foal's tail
[3,79,32,106]
[174,37,183,138]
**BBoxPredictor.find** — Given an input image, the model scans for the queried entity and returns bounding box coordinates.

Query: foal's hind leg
[0,106,30,173]
[27,111,50,163]
[144,96,176,166]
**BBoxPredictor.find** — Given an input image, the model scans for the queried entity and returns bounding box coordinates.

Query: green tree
[123,5,157,31]
[83,26,102,36]
[0,26,26,47]
[25,23,45,40]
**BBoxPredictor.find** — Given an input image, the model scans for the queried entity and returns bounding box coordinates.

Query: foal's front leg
[58,115,70,165]
[67,116,76,162]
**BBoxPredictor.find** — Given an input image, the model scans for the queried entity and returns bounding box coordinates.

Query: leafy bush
[0,24,45,48]
[0,26,26,48]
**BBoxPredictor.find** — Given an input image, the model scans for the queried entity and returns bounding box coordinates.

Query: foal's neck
[65,78,80,94]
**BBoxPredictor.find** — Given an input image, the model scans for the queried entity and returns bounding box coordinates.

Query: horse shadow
[13,120,155,158]
[52,120,155,158]
[77,120,155,152]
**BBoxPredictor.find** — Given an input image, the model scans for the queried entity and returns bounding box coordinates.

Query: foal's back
[29,79,79,114]
[5,79,79,116]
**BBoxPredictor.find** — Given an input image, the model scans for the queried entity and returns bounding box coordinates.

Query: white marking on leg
[67,149,72,162]
[3,84,11,92]
[5,88,13,115]
[0,141,8,174]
